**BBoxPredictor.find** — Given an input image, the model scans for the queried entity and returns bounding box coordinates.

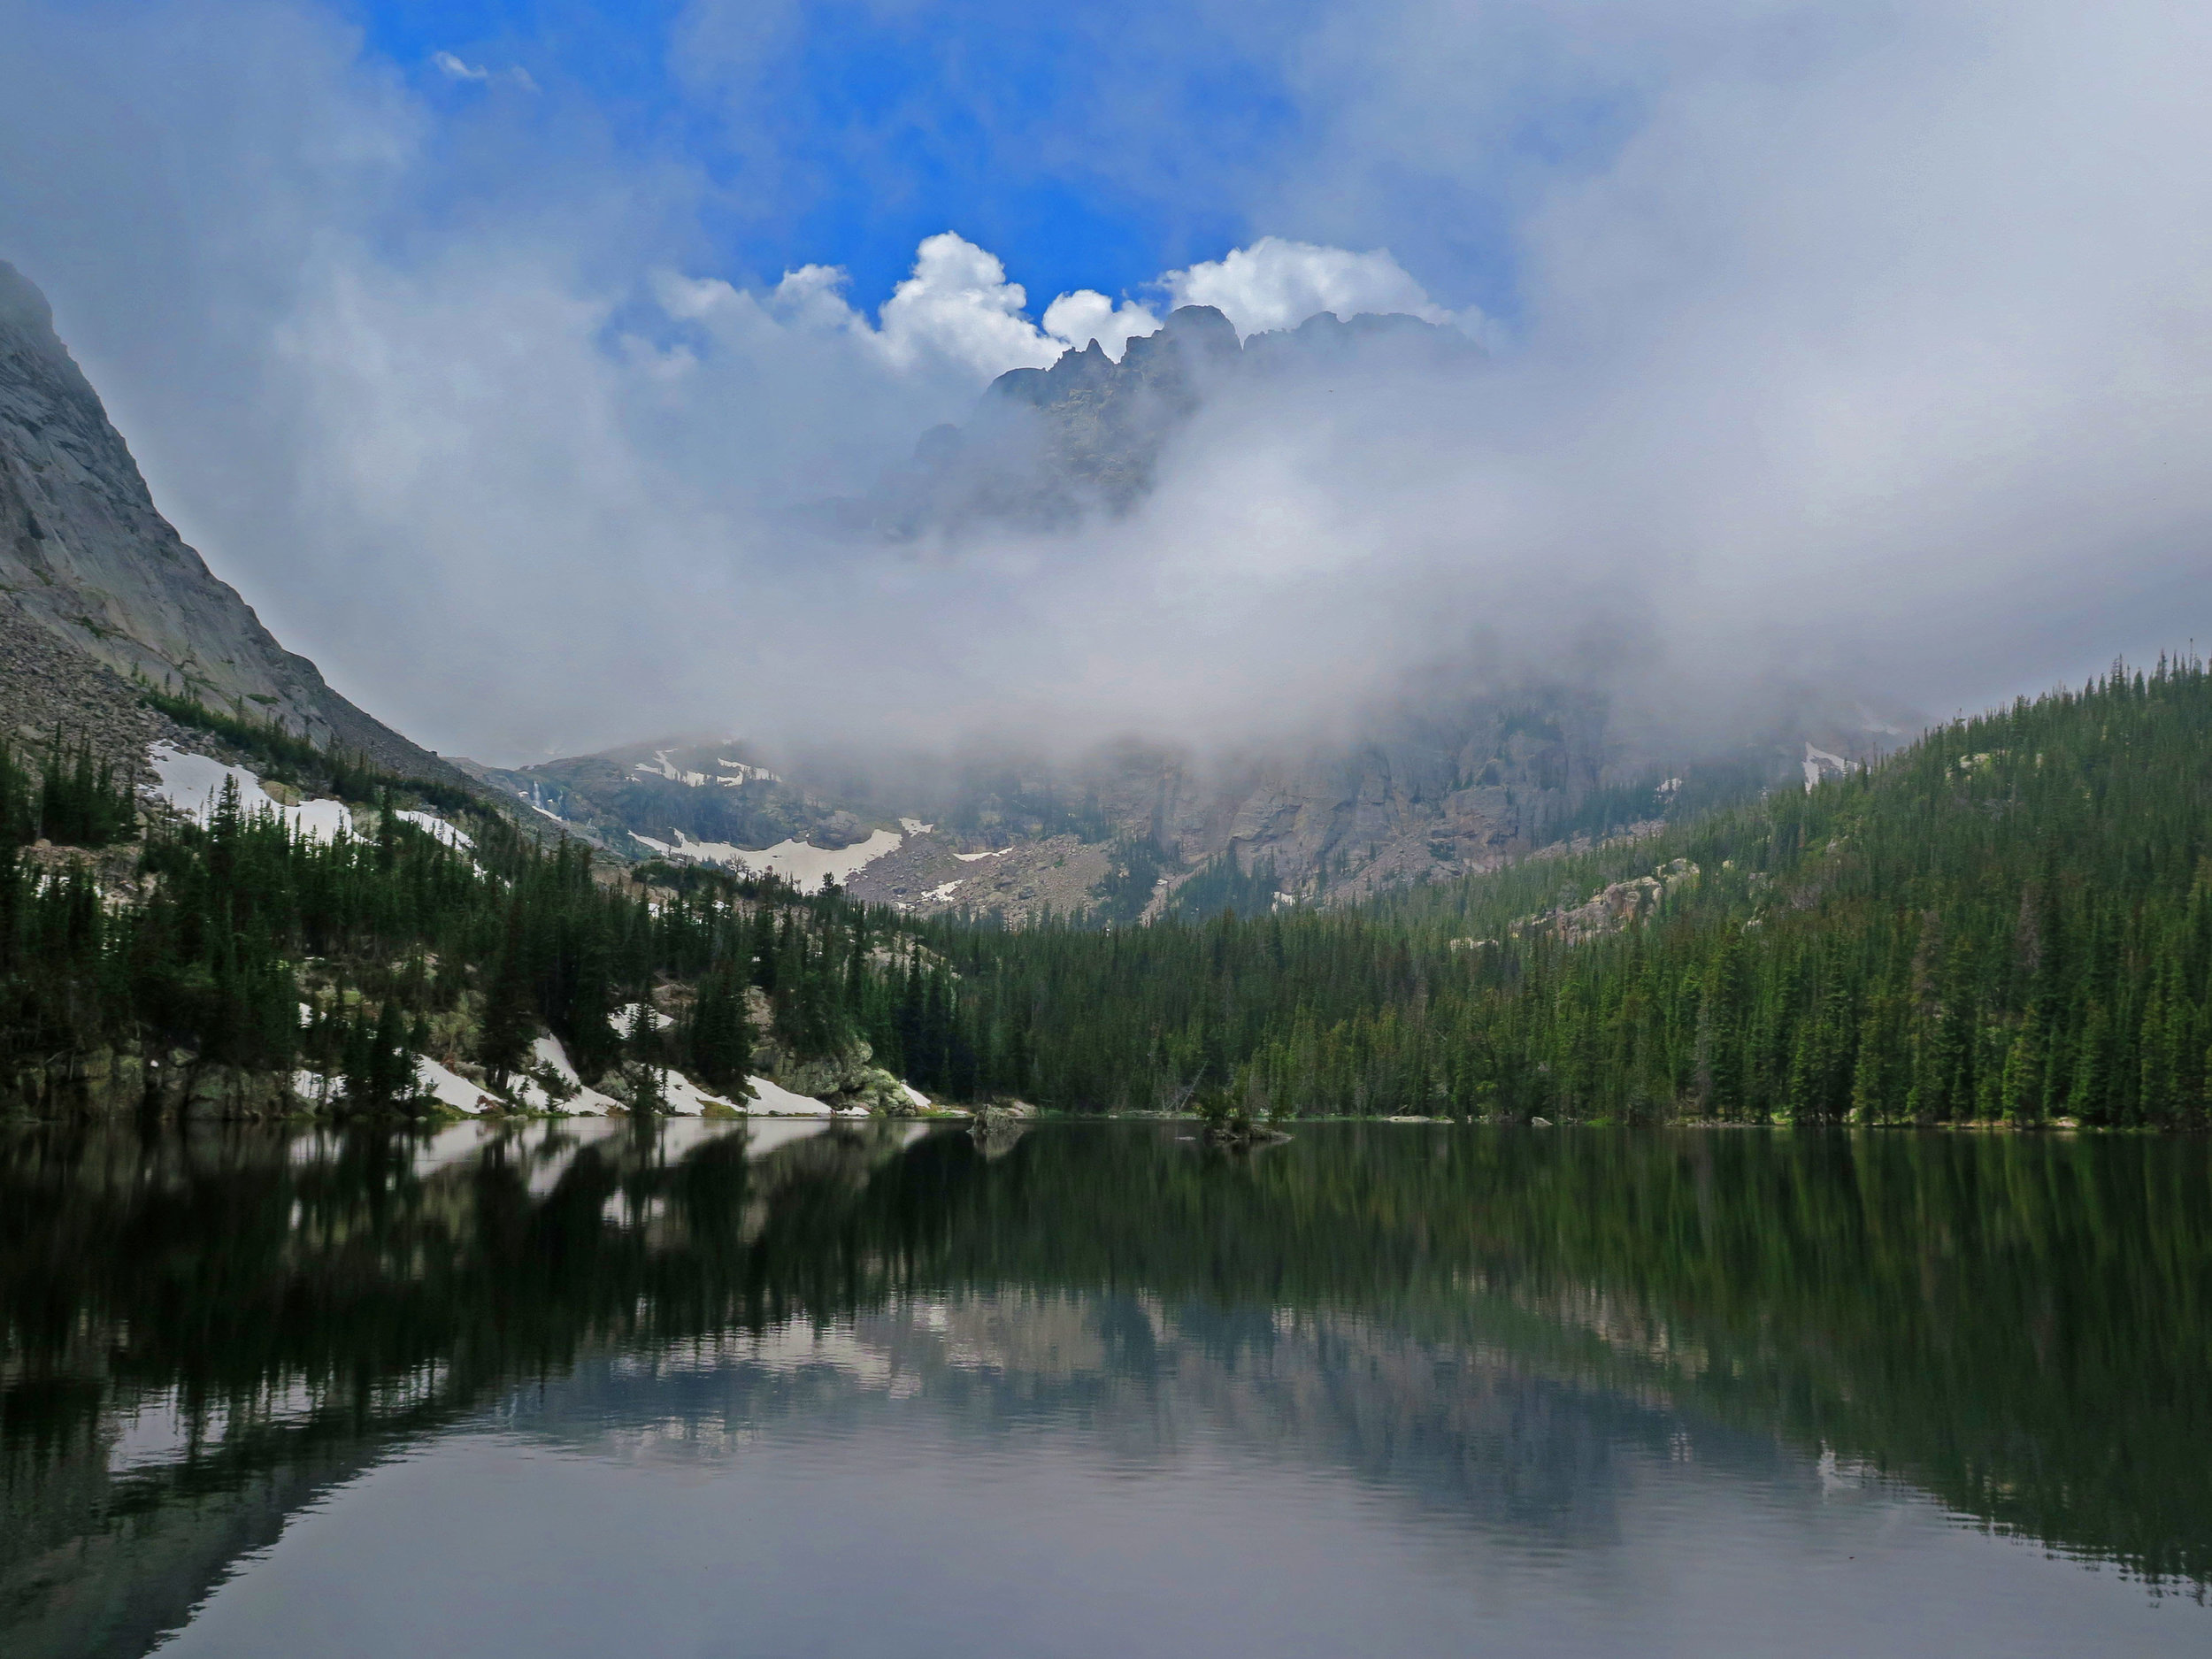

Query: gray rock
[0,259,475,787]
[857,303,1473,536]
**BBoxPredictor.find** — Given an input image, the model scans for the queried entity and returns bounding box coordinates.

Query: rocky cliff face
[0,260,466,784]
[804,691,1666,921]
[864,303,1478,535]
[456,739,869,859]
[1084,700,1627,902]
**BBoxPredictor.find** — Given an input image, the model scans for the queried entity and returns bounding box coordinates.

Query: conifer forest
[4,659,2209,1126]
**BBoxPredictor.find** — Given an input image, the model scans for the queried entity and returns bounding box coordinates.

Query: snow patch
[923,880,962,902]
[531,1033,580,1082]
[612,1001,676,1033]
[715,757,781,785]
[1802,743,1850,793]
[147,745,472,852]
[645,826,905,888]
[396,810,472,849]
[147,744,353,842]
[743,1074,838,1116]
[635,749,710,787]
[657,1071,743,1117]
[954,848,1010,862]
[898,818,933,834]
[416,1056,496,1115]
[635,749,783,788]
[529,1033,624,1112]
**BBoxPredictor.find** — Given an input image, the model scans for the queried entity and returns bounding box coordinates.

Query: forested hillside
[3,660,2207,1124]
[926,658,2212,1125]
[0,716,963,1114]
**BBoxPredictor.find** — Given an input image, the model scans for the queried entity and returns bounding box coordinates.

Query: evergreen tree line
[0,760,951,1110]
[0,734,138,849]
[136,682,476,812]
[9,657,2212,1125]
[908,658,2212,1126]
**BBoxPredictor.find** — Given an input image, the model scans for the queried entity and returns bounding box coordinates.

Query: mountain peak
[0,260,91,388]
[859,303,1472,536]
[0,261,54,338]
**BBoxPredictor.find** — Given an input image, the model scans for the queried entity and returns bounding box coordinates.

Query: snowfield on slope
[631,826,905,888]
[146,743,472,849]
[147,745,352,841]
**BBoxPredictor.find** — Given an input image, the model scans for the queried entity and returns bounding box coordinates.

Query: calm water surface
[3,1118,2208,1656]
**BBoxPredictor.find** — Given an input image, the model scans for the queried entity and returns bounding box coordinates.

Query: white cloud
[1162,235,1453,338]
[652,236,1170,388]
[431,50,489,82]
[1041,289,1160,358]
[870,233,1059,376]
[431,49,534,90]
[14,0,2212,768]
[651,232,1404,394]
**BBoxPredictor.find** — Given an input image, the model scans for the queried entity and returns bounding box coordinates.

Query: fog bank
[1,0,2206,765]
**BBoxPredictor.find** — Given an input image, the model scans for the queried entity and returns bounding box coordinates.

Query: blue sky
[5,0,2206,761]
[341,0,1487,318]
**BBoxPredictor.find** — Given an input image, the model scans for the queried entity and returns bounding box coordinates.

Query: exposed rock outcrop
[1507,858,1701,946]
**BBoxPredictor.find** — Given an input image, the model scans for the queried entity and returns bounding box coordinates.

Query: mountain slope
[0,260,469,787]
[456,739,876,864]
[894,658,2212,1124]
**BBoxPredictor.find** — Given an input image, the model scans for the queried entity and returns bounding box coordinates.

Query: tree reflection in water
[3,1119,2208,1655]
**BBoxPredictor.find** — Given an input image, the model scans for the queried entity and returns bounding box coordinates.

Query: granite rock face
[865,303,1477,535]
[0,260,468,785]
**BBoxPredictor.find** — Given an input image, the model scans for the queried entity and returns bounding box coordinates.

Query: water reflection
[4,1120,2208,1656]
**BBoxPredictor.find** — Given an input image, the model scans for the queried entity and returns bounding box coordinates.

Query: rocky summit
[859,303,1479,536]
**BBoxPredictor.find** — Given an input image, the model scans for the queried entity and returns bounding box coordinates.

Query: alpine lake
[4,1116,2208,1657]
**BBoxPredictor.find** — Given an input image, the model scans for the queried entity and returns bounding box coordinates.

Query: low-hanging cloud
[1163,236,1455,338]
[1,0,2208,772]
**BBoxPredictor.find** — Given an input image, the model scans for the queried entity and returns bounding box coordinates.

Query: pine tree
[480,898,535,1085]
[687,971,752,1092]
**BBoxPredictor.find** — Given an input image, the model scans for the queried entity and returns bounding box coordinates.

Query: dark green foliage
[1088,835,1164,927]
[0,737,137,849]
[687,971,753,1091]
[0,734,920,1108]
[339,996,420,1110]
[478,896,536,1083]
[14,657,2212,1123]
[895,657,2212,1123]
[1162,851,1278,921]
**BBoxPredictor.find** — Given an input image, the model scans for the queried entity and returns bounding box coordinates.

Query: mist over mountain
[849,303,1479,537]
[4,0,2205,772]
